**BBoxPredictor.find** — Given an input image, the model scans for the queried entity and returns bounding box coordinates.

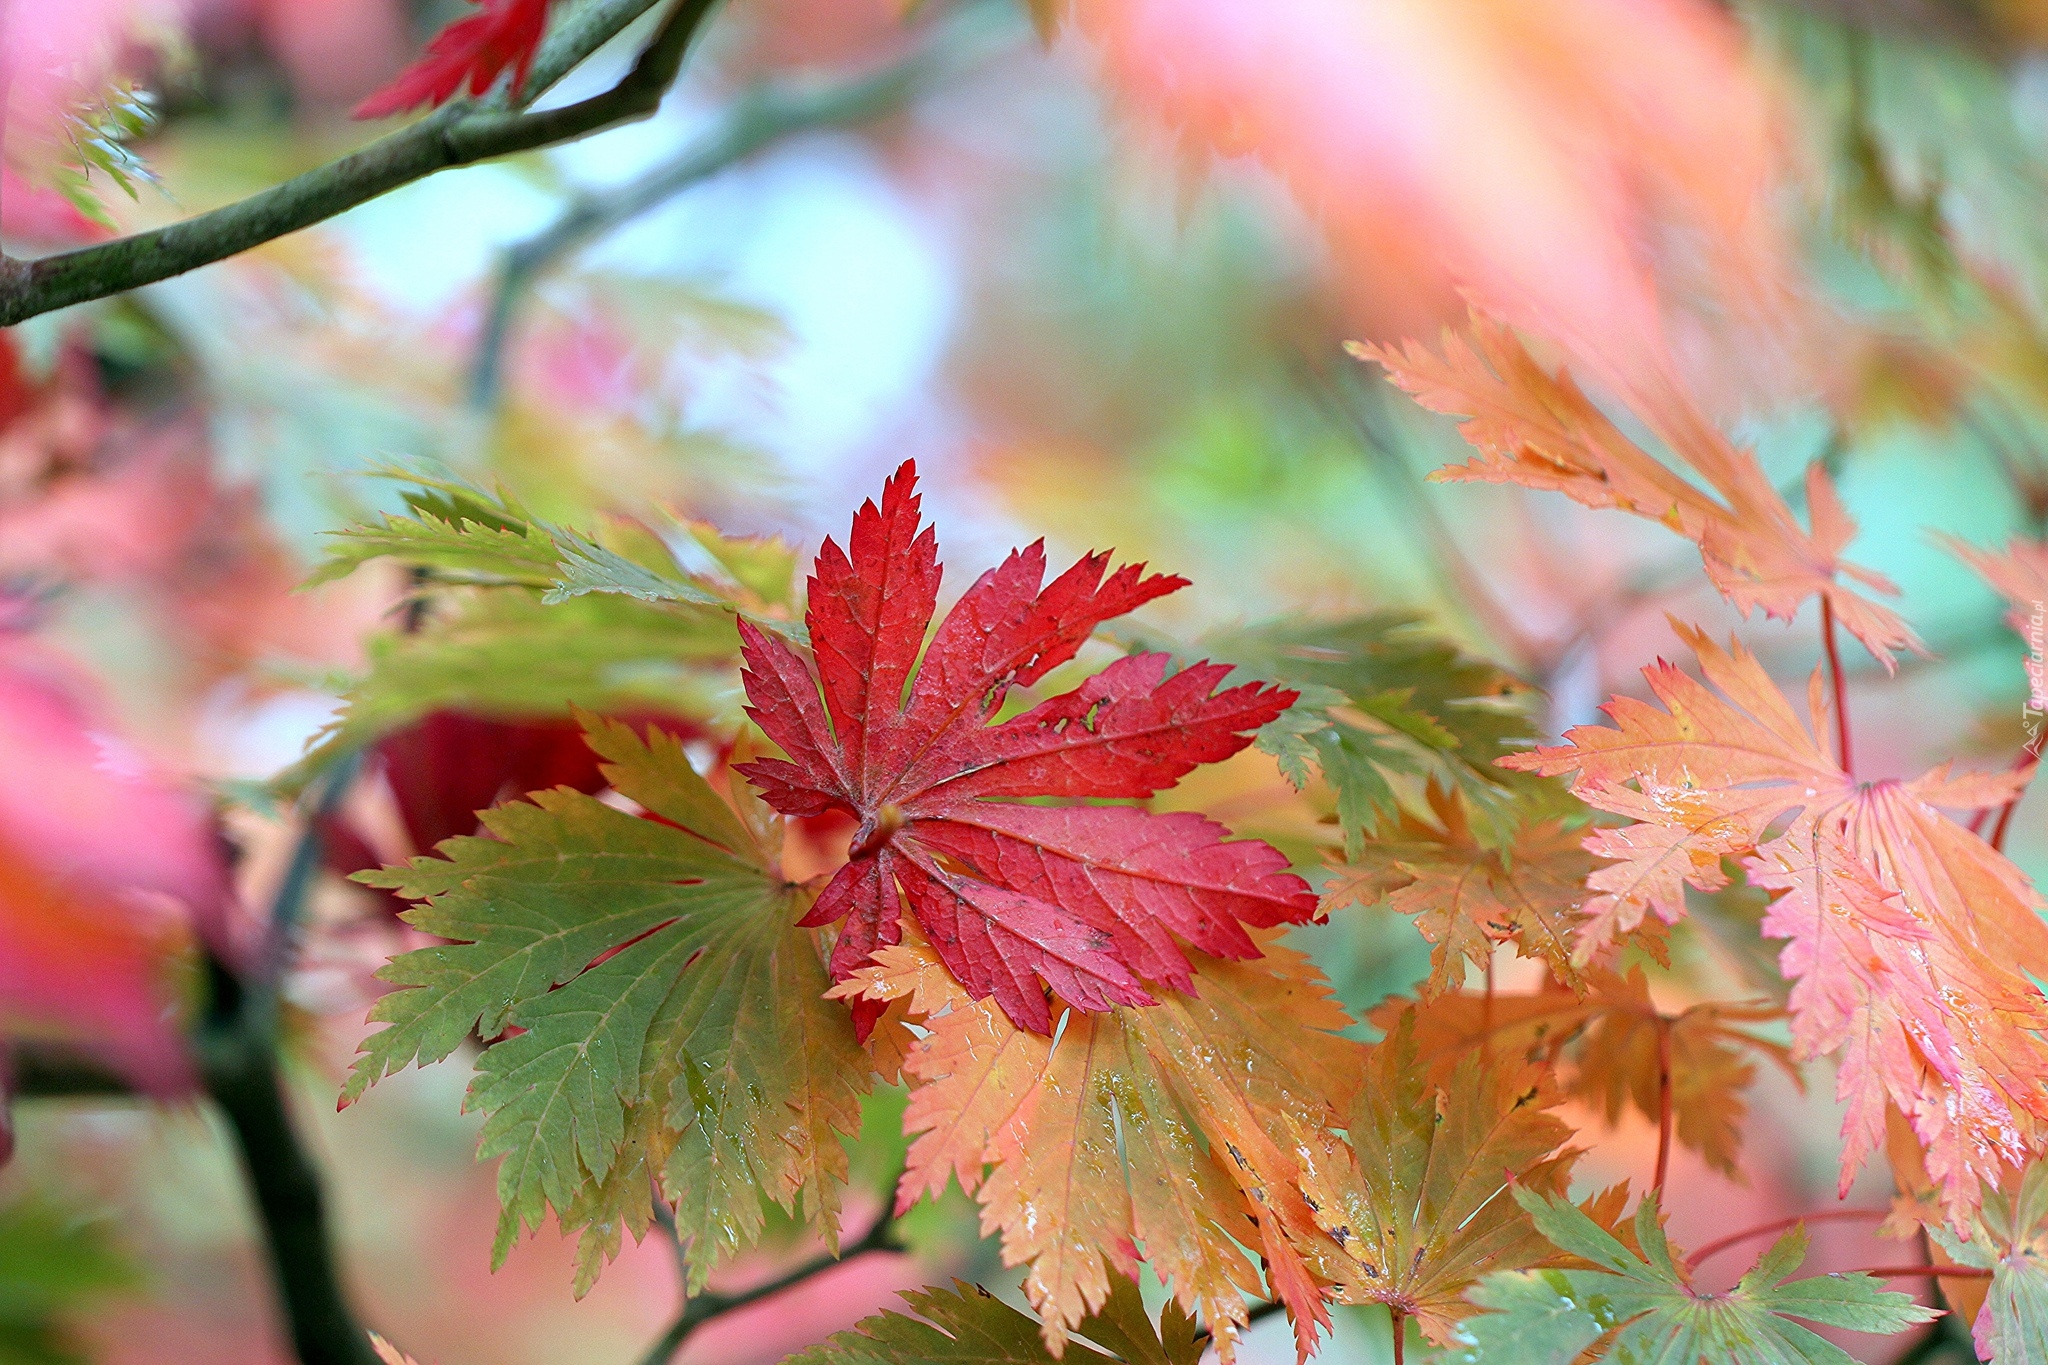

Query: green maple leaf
[1454,1190,1937,1364]
[290,588,741,779]
[308,469,562,589]
[1929,1159,2048,1363]
[789,1268,1204,1365]
[1133,613,1568,856]
[340,715,868,1292]
[314,468,804,628]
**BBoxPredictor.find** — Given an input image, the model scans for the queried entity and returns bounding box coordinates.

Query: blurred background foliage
[2,0,2046,1361]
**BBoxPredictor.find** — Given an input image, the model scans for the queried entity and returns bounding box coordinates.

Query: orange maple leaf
[833,930,1362,1363]
[1320,779,1591,995]
[1374,972,1796,1178]
[1945,533,2048,636]
[1504,623,2048,1222]
[1355,316,1919,668]
[1288,1007,1577,1347]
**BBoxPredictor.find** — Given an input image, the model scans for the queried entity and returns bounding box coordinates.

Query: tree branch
[0,0,721,328]
[634,1207,907,1365]
[8,1047,139,1098]
[195,767,379,1365]
[468,1,1008,406]
[200,955,381,1365]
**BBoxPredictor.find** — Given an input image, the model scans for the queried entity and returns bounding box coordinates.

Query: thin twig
[1682,1208,1887,1274]
[1969,748,2034,836]
[8,1048,139,1098]
[1822,595,1854,777]
[0,0,722,326]
[469,3,1008,407]
[634,1208,907,1365]
[1652,1015,1674,1200]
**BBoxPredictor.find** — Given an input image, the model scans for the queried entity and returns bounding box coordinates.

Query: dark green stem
[195,762,376,1365]
[199,956,380,1365]
[0,0,722,327]
[9,1048,138,1098]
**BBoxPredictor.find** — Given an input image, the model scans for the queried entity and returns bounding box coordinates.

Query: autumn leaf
[1506,623,2048,1220]
[789,1270,1203,1365]
[312,468,788,623]
[1928,1159,2048,1363]
[299,469,793,779]
[1357,316,1918,668]
[1457,1190,1937,1363]
[1945,533,2048,634]
[1572,984,1794,1182]
[1375,972,1793,1179]
[1147,612,1553,855]
[832,930,1362,1361]
[368,1334,423,1365]
[341,715,867,1293]
[1287,1006,1576,1347]
[356,0,552,119]
[295,589,738,778]
[736,460,1317,1033]
[1321,779,1591,994]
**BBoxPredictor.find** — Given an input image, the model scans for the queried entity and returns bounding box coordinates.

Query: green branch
[0,0,722,328]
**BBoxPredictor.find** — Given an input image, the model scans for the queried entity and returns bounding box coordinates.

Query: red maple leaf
[736,461,1317,1032]
[355,0,552,120]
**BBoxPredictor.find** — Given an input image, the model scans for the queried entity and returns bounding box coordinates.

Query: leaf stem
[634,1204,906,1365]
[0,0,721,326]
[1970,748,2035,835]
[1681,1208,1887,1274]
[1390,1306,1406,1365]
[1990,795,2022,852]
[1652,1015,1673,1200]
[1822,596,1854,777]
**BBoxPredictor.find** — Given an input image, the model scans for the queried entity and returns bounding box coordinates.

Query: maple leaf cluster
[332,422,2044,1364]
[1351,314,2048,1231]
[1506,623,2048,1222]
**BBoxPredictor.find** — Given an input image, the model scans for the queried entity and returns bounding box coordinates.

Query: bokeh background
[2,0,2045,1361]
